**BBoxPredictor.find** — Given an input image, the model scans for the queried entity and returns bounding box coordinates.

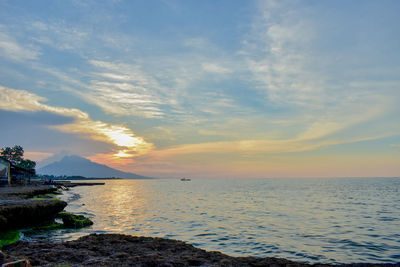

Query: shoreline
[2,233,323,267]
[3,233,399,267]
[1,184,399,266]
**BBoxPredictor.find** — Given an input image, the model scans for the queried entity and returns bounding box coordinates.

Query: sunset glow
[0,1,399,178]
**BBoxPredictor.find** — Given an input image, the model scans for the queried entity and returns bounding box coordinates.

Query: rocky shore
[0,185,60,200]
[2,233,399,267]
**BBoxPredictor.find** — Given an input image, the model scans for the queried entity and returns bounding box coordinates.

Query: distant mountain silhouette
[38,155,151,179]
[36,151,71,169]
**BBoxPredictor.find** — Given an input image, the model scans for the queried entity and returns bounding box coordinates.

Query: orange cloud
[0,86,154,159]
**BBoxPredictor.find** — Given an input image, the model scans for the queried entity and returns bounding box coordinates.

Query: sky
[0,0,399,178]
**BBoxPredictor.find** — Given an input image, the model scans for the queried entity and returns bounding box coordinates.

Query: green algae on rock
[33,222,64,231]
[0,231,20,247]
[0,186,59,201]
[57,212,93,228]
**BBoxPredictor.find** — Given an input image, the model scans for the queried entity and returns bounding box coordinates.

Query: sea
[22,178,400,264]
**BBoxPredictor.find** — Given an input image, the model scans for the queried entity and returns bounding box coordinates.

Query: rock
[57,212,93,228]
[1,259,31,267]
[0,199,67,231]
[0,230,20,247]
[0,186,59,200]
[33,223,64,231]
[3,233,393,267]
[0,250,5,263]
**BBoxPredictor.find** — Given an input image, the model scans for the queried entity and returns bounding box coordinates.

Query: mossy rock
[0,230,20,247]
[32,194,63,201]
[57,212,93,228]
[53,190,63,195]
[33,222,64,231]
[0,199,67,231]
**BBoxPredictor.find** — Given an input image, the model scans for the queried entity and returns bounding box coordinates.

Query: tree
[1,145,36,170]
[18,159,36,170]
[1,145,24,165]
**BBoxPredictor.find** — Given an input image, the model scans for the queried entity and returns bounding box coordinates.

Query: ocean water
[23,178,400,264]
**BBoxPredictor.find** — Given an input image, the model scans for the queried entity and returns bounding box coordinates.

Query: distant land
[38,155,152,179]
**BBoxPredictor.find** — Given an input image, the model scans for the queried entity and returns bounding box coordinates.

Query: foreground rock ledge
[0,199,67,230]
[0,185,59,200]
[2,234,399,267]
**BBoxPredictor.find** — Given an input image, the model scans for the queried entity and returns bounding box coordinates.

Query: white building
[0,157,11,185]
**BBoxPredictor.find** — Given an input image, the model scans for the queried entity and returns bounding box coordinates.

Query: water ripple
[22,178,400,264]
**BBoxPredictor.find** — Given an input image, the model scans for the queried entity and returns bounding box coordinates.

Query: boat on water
[180,178,191,181]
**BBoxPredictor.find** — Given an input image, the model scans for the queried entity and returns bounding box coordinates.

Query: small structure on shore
[0,157,11,185]
[0,157,35,186]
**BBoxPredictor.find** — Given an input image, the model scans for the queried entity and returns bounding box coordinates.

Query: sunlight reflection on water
[23,178,400,264]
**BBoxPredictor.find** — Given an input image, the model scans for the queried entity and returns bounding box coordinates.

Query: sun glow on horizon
[114,150,135,158]
[102,125,144,148]
[96,124,154,159]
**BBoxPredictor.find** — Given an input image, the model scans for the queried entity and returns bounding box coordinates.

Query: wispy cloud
[183,37,212,50]
[81,60,166,118]
[202,62,231,74]
[5,15,243,123]
[241,0,397,140]
[30,21,90,51]
[0,86,154,158]
[0,26,40,61]
[122,132,395,178]
[243,1,325,107]
[149,133,391,160]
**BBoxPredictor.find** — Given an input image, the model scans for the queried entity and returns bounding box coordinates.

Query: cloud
[244,2,322,106]
[183,37,212,50]
[146,134,387,160]
[9,17,243,123]
[0,26,40,61]
[29,21,90,52]
[201,62,231,74]
[89,60,159,87]
[239,0,398,142]
[0,86,154,158]
[118,131,396,178]
[80,60,166,118]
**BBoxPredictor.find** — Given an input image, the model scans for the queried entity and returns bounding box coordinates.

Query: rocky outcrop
[0,186,58,200]
[57,212,93,228]
[0,199,67,230]
[0,185,67,230]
